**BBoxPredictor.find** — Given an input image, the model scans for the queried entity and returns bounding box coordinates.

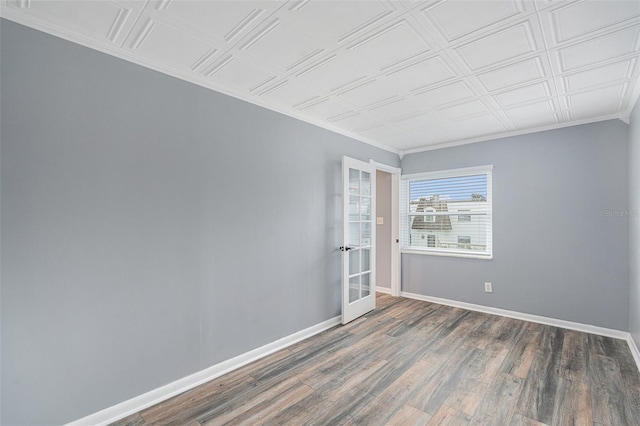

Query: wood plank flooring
[111,294,640,425]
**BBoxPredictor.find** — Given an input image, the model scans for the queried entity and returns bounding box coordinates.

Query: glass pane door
[342,156,376,324]
[348,169,372,303]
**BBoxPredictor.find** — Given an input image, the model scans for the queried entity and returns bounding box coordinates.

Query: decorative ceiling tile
[446,114,507,138]
[259,81,320,107]
[239,19,324,72]
[24,0,139,44]
[476,57,547,91]
[296,54,367,92]
[419,0,527,42]
[393,112,442,131]
[128,18,217,71]
[412,81,476,108]
[348,20,430,70]
[454,20,539,71]
[369,98,424,121]
[562,59,636,93]
[556,26,640,72]
[331,113,382,132]
[158,0,276,44]
[358,124,404,140]
[286,0,396,44]
[384,55,458,92]
[568,83,628,119]
[505,99,556,121]
[298,98,353,120]
[436,99,490,119]
[493,81,552,107]
[204,55,275,93]
[336,78,401,108]
[544,0,640,44]
[3,0,640,152]
[511,111,559,129]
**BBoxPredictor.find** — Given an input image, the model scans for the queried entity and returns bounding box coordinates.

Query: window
[424,207,436,223]
[401,165,492,259]
[458,209,471,222]
[458,236,471,249]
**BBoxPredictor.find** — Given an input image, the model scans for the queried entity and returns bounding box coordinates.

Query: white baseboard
[376,286,392,295]
[627,334,640,370]
[66,316,341,426]
[401,291,640,373]
[401,291,628,340]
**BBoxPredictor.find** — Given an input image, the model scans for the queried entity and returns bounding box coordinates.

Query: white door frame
[370,160,401,297]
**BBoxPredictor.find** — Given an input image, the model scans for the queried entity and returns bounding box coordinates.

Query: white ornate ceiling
[2,0,640,154]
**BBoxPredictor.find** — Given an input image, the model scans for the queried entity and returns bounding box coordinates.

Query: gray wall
[0,20,399,425]
[401,120,629,330]
[629,102,640,346]
[376,170,392,289]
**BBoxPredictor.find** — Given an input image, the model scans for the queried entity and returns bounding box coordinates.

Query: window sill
[401,249,493,260]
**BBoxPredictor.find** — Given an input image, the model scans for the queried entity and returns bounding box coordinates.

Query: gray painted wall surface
[401,121,629,330]
[629,103,640,347]
[376,171,392,289]
[0,20,398,425]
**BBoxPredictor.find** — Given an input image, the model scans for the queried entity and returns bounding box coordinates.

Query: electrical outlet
[484,282,493,293]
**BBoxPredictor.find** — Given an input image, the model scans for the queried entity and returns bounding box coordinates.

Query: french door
[341,156,376,324]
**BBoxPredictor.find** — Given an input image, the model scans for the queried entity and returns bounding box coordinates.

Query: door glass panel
[349,169,360,194]
[349,275,360,303]
[360,196,371,221]
[342,156,376,324]
[349,223,360,246]
[362,273,370,297]
[361,248,370,272]
[361,222,371,246]
[361,171,371,195]
[349,250,360,275]
[349,196,360,221]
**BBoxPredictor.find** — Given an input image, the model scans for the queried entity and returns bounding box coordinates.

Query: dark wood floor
[112,294,640,425]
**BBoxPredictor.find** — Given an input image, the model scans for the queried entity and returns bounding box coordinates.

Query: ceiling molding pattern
[1,0,639,153]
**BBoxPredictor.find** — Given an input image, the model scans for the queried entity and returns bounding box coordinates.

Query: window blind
[401,166,492,258]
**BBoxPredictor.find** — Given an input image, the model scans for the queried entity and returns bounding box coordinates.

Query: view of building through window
[407,173,489,254]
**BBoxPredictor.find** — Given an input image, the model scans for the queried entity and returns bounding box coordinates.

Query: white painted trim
[401,249,493,260]
[627,335,640,373]
[402,164,493,181]
[369,160,400,174]
[401,113,628,155]
[400,291,629,340]
[65,315,341,426]
[376,286,392,295]
[390,171,401,297]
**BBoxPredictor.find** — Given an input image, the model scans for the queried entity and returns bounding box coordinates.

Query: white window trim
[401,165,493,260]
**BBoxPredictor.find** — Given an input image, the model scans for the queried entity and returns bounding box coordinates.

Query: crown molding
[401,112,627,155]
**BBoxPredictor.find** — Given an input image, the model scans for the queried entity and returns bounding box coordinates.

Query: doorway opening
[372,161,401,297]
